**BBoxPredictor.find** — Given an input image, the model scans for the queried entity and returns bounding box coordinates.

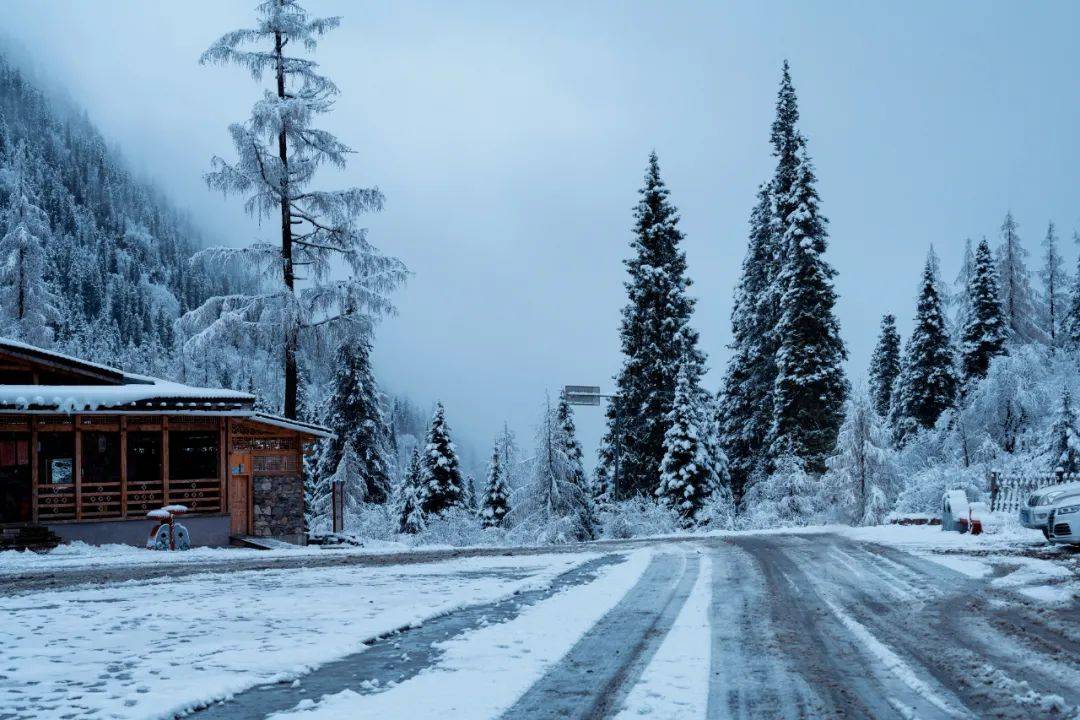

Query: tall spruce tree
[314,338,393,505]
[960,238,1006,384]
[481,444,510,529]
[890,253,958,443]
[1066,233,1080,348]
[868,314,902,418]
[419,402,466,515]
[1039,221,1067,343]
[600,152,706,497]
[995,212,1047,344]
[951,238,976,335]
[657,363,717,527]
[768,143,848,471]
[396,449,426,534]
[718,183,779,499]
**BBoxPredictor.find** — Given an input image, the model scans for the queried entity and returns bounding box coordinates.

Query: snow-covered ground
[1,526,1077,720]
[0,552,601,720]
[838,519,1079,605]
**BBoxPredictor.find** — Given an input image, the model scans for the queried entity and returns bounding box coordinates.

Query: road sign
[563,385,603,405]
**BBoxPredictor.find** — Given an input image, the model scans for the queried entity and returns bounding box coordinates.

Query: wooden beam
[30,417,38,523]
[74,415,82,520]
[162,416,170,507]
[119,416,128,518]
[219,417,227,510]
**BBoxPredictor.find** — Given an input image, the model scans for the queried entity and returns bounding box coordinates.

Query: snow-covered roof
[0,379,254,413]
[0,338,332,438]
[0,337,127,383]
[250,412,334,439]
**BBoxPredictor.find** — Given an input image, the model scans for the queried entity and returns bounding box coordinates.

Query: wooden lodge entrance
[0,432,31,524]
[228,451,251,535]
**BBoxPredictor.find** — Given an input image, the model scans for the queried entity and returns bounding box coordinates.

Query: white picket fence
[988,471,1075,513]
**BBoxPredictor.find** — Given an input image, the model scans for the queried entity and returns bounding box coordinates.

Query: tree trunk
[275,26,298,419]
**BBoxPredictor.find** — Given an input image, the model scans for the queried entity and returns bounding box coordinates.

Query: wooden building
[0,338,330,548]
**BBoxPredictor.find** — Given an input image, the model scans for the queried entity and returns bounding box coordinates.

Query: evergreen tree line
[305,333,596,542]
[593,61,845,527]
[869,213,1080,470]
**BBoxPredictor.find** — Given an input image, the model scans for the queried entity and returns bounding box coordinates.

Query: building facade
[0,339,330,548]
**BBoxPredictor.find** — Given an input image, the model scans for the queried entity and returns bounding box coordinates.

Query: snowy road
[1,533,1078,719]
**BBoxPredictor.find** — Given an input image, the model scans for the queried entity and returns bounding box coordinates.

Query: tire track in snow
[186,553,628,720]
[498,548,700,719]
[706,541,818,719]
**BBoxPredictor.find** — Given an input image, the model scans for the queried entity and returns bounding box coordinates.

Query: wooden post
[162,416,170,507]
[219,417,227,513]
[74,414,82,520]
[30,417,38,523]
[119,416,128,518]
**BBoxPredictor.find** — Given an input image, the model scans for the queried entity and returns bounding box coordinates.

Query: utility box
[942,490,971,532]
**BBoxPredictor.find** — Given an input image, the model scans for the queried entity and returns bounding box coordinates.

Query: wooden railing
[166,478,221,514]
[37,483,76,521]
[988,471,1077,513]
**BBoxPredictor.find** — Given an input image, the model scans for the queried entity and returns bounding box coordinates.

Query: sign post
[562,385,619,499]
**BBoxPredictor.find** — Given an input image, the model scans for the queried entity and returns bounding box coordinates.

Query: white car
[1046,492,1080,545]
[1020,481,1080,538]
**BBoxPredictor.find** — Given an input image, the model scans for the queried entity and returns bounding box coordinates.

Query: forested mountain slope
[0,57,225,375]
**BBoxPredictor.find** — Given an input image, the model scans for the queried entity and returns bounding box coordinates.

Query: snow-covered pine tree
[995,212,1047,345]
[396,449,426,534]
[419,402,466,515]
[481,444,510,529]
[740,454,819,528]
[314,337,393,507]
[187,0,408,418]
[1039,221,1067,343]
[822,389,898,526]
[556,393,590,496]
[951,238,976,336]
[657,363,717,527]
[495,422,521,489]
[1066,234,1080,348]
[0,143,59,346]
[1044,388,1080,474]
[515,396,597,542]
[718,182,779,500]
[890,252,958,444]
[600,151,706,498]
[960,238,1007,384]
[462,474,477,510]
[867,314,901,419]
[768,143,847,472]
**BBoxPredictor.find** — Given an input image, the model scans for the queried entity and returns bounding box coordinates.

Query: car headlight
[1057,504,1080,515]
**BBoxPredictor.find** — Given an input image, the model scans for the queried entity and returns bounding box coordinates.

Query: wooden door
[228,452,250,536]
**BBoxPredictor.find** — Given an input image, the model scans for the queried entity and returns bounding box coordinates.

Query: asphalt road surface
[182,533,1079,720]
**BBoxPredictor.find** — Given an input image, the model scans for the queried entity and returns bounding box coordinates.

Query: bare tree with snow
[822,389,899,526]
[185,0,408,417]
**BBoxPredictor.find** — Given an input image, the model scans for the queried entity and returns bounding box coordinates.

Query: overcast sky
[6,1,1080,467]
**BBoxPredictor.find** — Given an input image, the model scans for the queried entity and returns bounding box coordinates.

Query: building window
[169,431,219,480]
[127,432,161,483]
[38,433,74,485]
[81,432,120,485]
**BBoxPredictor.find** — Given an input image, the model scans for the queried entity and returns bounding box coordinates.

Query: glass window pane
[169,431,219,481]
